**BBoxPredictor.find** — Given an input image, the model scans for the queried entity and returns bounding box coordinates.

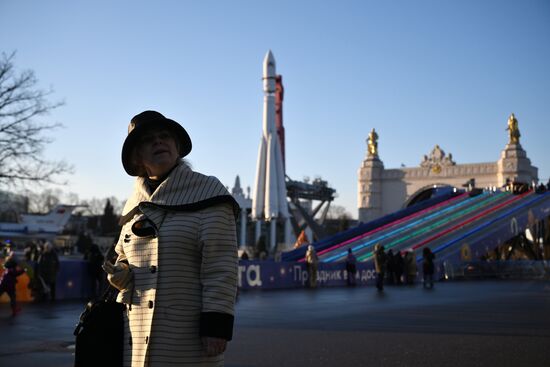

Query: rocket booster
[252,51,289,221]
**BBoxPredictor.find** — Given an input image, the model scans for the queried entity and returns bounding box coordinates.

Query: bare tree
[82,197,114,216]
[0,51,71,186]
[326,205,350,220]
[82,196,124,216]
[326,205,352,234]
[24,188,61,213]
[20,188,81,213]
[105,196,124,215]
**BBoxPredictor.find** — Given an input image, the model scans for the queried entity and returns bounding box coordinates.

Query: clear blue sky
[1,0,549,218]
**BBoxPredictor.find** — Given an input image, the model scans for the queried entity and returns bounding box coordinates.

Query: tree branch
[0,51,71,187]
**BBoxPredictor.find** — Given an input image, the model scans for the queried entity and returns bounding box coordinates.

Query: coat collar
[120,161,239,225]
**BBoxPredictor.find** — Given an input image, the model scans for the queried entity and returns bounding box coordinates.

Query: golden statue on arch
[367,128,378,157]
[506,113,520,144]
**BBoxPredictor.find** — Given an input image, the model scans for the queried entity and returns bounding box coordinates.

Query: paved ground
[1,280,549,367]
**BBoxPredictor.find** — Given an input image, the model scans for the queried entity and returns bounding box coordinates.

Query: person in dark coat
[373,243,387,291]
[0,253,25,316]
[422,247,436,289]
[394,251,404,285]
[84,243,105,299]
[345,248,357,286]
[386,249,395,285]
[403,250,417,285]
[37,242,60,301]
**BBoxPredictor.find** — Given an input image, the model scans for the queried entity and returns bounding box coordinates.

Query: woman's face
[137,129,180,178]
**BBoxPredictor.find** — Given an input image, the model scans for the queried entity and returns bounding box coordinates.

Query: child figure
[0,254,25,316]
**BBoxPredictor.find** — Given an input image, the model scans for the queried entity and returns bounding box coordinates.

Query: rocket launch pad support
[286,176,336,242]
[289,198,329,241]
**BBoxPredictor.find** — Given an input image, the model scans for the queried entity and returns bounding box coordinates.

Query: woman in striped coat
[104,111,239,367]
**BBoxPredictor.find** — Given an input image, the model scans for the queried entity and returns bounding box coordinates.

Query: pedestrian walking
[386,249,395,285]
[373,243,387,291]
[37,242,59,301]
[403,250,417,285]
[394,251,404,284]
[84,243,105,299]
[305,245,319,288]
[345,248,357,286]
[0,253,25,316]
[422,247,436,289]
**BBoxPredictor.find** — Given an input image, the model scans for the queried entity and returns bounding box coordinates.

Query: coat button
[149,265,157,273]
[125,234,131,238]
[148,300,154,309]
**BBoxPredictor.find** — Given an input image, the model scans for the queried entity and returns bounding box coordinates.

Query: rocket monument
[252,50,291,252]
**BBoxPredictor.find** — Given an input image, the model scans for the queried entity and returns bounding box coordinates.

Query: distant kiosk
[358,114,539,223]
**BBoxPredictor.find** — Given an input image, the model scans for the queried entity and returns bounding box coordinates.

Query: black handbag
[73,282,126,367]
[73,246,126,367]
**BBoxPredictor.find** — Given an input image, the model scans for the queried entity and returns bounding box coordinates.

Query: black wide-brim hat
[122,110,192,176]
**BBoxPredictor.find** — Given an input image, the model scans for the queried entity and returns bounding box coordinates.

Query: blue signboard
[238,261,378,289]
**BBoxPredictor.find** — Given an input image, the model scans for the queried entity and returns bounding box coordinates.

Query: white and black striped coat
[114,161,238,367]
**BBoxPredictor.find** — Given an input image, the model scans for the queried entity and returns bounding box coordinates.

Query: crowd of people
[0,238,109,317]
[379,247,422,286]
[0,240,60,316]
[534,179,550,193]
[296,243,437,291]
[291,242,435,291]
[372,244,435,291]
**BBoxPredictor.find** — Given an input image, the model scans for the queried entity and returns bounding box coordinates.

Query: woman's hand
[102,261,133,291]
[201,337,227,356]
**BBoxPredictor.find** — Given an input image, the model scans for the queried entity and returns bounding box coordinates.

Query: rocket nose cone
[264,50,275,63]
[263,50,276,77]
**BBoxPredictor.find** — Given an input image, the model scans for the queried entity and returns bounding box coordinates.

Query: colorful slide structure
[288,188,550,276]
